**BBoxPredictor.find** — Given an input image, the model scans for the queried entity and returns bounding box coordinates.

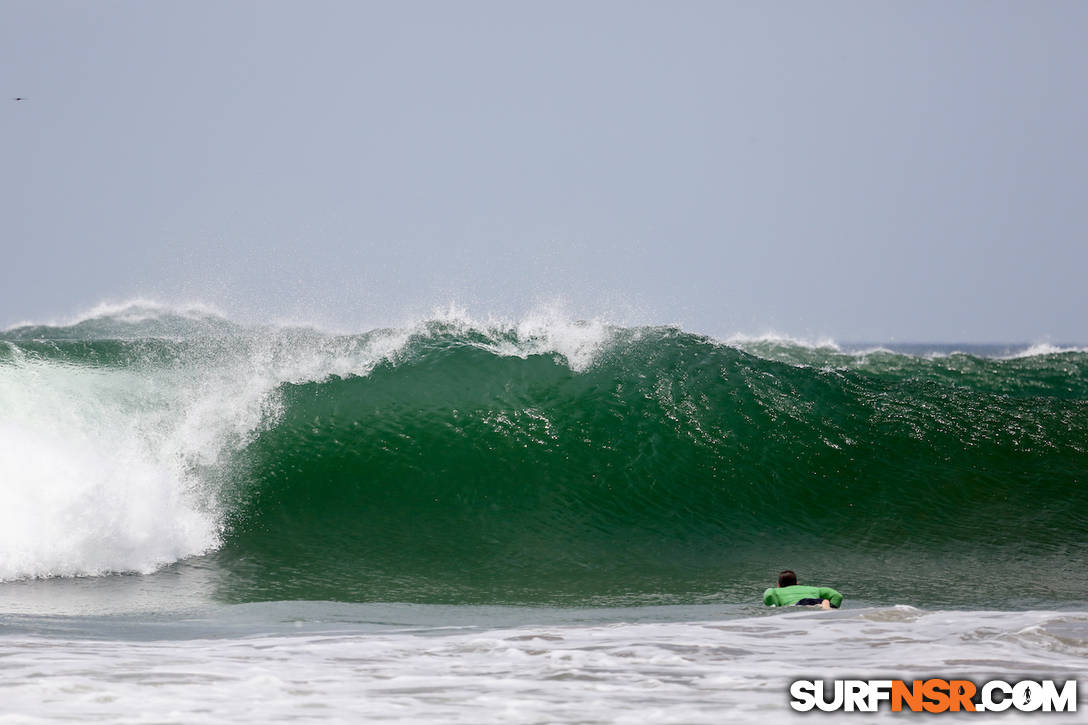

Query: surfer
[763,570,843,609]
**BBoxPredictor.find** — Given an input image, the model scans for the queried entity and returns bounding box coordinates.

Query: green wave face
[4,315,1087,607]
[215,330,1088,606]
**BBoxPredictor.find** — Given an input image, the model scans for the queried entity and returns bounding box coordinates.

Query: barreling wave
[2,303,1087,605]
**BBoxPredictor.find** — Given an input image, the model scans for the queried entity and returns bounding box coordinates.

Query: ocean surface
[1,303,1086,722]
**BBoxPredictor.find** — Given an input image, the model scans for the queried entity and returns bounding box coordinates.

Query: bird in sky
[13,97,26,101]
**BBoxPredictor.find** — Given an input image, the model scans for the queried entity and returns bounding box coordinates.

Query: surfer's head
[777,570,798,587]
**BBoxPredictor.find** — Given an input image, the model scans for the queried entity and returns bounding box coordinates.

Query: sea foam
[0,357,221,580]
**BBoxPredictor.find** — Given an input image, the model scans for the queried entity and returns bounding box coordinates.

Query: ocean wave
[2,302,1087,605]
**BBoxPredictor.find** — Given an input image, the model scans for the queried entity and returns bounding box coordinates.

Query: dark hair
[778,570,797,587]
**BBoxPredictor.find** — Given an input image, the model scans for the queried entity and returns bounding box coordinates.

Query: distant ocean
[1,303,1085,722]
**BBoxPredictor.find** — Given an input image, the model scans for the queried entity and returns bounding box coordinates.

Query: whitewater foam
[423,302,616,372]
[722,331,841,351]
[3,299,229,332]
[1,606,1084,723]
[1003,342,1088,359]
[0,359,221,580]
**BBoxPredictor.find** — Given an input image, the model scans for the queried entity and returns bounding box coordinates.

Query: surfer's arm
[818,587,843,608]
[762,588,778,606]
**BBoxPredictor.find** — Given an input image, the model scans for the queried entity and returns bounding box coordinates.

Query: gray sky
[3,1,1086,341]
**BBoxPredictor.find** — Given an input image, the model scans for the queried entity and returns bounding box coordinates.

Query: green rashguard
[763,584,843,608]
